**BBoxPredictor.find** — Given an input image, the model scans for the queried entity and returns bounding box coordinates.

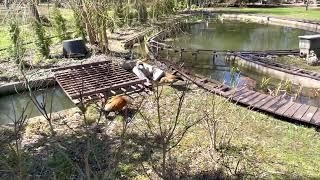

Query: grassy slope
[271,56,320,73]
[157,86,320,178]
[208,7,320,21]
[0,6,74,52]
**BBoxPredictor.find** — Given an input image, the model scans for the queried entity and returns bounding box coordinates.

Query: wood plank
[239,92,260,104]
[233,90,255,102]
[229,88,249,99]
[260,96,281,111]
[275,101,294,115]
[311,109,320,125]
[267,98,288,112]
[246,93,267,107]
[283,103,303,118]
[301,106,318,123]
[253,95,274,108]
[292,104,310,120]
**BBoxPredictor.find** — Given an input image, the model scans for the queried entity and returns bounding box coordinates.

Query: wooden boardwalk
[157,57,320,127]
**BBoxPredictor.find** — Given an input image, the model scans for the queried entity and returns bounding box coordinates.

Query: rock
[121,60,136,70]
[306,51,320,66]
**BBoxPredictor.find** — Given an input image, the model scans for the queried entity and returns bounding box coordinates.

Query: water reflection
[0,88,74,125]
[164,19,320,107]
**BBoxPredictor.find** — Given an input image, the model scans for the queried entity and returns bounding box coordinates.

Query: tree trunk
[29,2,41,23]
[4,0,9,9]
[162,143,167,178]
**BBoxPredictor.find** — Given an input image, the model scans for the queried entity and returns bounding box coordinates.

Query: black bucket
[63,39,87,58]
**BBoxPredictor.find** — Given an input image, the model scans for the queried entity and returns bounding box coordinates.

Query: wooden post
[4,0,9,9]
[212,51,216,65]
[180,48,184,63]
[193,51,198,63]
[29,1,41,23]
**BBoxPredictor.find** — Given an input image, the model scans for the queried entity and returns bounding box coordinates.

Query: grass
[273,56,320,72]
[1,85,319,178]
[0,6,74,54]
[131,86,320,178]
[202,7,320,21]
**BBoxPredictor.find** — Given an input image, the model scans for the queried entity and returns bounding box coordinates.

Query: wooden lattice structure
[52,61,147,104]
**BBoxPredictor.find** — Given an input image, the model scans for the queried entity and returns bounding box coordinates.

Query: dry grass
[0,84,319,179]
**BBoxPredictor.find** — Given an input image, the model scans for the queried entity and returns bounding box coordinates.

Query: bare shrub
[134,84,203,179]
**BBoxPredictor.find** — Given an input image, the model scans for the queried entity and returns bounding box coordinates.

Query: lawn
[11,85,320,179]
[155,86,320,178]
[202,7,320,21]
[0,6,74,53]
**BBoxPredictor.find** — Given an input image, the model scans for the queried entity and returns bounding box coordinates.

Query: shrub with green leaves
[73,11,86,41]
[136,0,148,23]
[32,20,50,59]
[9,20,25,64]
[115,1,125,27]
[150,0,177,19]
[52,7,69,41]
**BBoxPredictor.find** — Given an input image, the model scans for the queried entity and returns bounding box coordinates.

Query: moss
[84,104,99,125]
[25,119,51,137]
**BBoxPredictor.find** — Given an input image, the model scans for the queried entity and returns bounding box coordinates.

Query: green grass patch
[0,27,10,50]
[206,7,320,21]
[273,56,320,72]
[132,86,320,178]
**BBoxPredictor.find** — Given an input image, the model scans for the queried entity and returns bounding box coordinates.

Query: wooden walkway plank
[233,90,255,102]
[229,88,249,99]
[239,92,260,104]
[283,103,303,118]
[301,106,318,122]
[267,98,288,112]
[246,93,267,108]
[275,101,295,115]
[311,109,320,125]
[253,96,274,109]
[292,104,310,120]
[260,97,281,111]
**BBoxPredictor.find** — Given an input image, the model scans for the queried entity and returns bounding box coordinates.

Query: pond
[162,19,320,106]
[0,87,74,125]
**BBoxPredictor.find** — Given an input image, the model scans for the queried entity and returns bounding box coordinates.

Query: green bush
[136,0,148,23]
[115,1,125,27]
[73,11,86,41]
[32,20,50,59]
[52,7,69,41]
[9,20,25,64]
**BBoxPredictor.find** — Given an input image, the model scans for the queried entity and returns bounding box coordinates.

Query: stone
[121,60,136,70]
[306,50,320,66]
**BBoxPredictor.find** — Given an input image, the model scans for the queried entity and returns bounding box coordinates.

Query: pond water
[0,87,74,125]
[163,19,320,107]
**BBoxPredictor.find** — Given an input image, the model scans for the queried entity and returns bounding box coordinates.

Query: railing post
[180,48,184,63]
[212,51,216,65]
[193,50,198,63]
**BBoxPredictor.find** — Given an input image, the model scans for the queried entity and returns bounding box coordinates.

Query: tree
[69,0,110,54]
[4,0,10,9]
[29,0,41,23]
